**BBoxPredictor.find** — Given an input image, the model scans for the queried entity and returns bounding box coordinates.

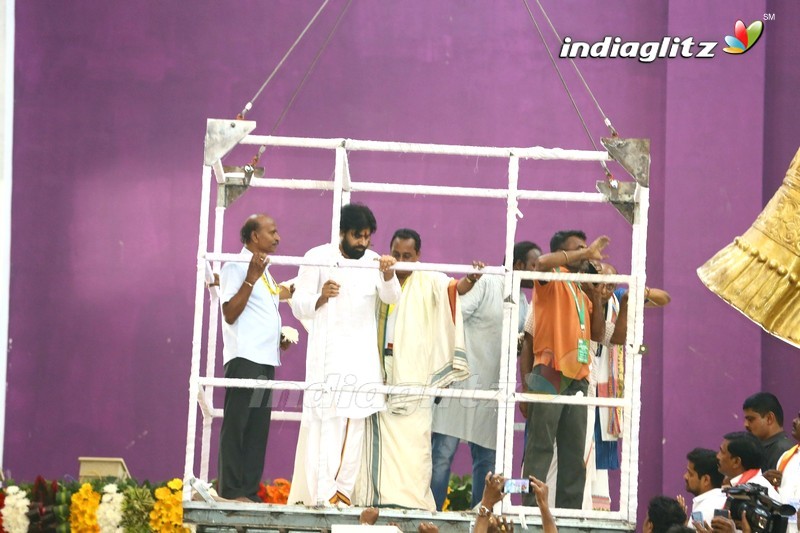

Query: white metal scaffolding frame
[184,119,650,532]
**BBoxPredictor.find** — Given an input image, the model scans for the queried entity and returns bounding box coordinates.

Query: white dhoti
[352,271,468,511]
[287,244,402,506]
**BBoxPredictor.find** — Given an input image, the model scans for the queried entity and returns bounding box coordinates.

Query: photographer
[474,473,554,533]
[693,510,752,533]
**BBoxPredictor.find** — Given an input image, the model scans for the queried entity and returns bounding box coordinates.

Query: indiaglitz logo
[722,20,764,54]
[559,36,717,63]
[559,18,767,62]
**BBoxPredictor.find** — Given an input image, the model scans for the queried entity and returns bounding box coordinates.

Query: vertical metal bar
[504,156,520,301]
[620,184,649,524]
[184,165,213,500]
[199,205,226,481]
[331,145,345,245]
[0,0,14,473]
[498,279,519,515]
[341,148,351,206]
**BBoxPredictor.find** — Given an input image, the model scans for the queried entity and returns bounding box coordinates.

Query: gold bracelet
[478,504,492,517]
[243,280,254,287]
[562,250,569,262]
[465,276,475,284]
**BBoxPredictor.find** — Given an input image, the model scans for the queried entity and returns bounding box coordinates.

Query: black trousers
[217,358,275,500]
[522,368,589,509]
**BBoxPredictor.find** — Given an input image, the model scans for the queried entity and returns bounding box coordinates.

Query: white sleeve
[377,271,402,304]
[291,251,323,320]
[219,263,245,305]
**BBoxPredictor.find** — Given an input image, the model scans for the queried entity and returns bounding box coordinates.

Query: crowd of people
[211,202,798,531]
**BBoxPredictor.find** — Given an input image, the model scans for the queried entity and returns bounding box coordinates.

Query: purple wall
[7,0,798,521]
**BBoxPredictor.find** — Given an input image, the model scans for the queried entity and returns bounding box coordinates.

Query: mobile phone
[691,511,704,523]
[714,509,730,518]
[503,479,531,494]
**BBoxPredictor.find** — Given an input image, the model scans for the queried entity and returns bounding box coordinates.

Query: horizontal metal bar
[223,172,611,203]
[203,254,506,275]
[194,377,630,408]
[240,134,610,161]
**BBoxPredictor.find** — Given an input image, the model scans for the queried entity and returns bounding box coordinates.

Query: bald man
[218,214,289,502]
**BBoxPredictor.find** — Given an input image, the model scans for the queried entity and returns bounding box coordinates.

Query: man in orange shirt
[520,230,609,509]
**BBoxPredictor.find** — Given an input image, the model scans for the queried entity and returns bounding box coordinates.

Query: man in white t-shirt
[684,447,727,525]
[218,214,288,502]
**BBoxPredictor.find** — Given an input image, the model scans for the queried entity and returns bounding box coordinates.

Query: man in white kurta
[429,241,539,510]
[288,204,401,507]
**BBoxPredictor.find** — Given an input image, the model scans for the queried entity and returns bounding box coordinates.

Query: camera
[723,483,797,533]
[503,479,531,494]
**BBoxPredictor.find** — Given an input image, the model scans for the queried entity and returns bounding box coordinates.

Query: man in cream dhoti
[288,204,401,507]
[353,228,479,511]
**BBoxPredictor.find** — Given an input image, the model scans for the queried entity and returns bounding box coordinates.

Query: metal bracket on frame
[217,165,264,208]
[596,137,650,223]
[596,180,637,224]
[601,137,650,188]
[203,118,257,166]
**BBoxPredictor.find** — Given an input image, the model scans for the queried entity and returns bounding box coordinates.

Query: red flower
[0,490,6,531]
[257,483,269,503]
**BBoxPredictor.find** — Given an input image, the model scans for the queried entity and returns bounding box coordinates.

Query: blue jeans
[431,432,496,510]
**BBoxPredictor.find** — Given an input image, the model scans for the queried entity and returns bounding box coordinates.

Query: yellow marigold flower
[154,486,172,500]
[167,478,183,491]
[70,482,101,532]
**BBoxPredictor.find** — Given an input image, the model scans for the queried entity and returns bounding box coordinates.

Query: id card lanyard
[564,275,590,364]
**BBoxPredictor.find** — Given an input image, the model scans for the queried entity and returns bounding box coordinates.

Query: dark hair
[743,392,784,426]
[513,241,541,266]
[240,216,261,244]
[647,496,688,533]
[340,203,377,234]
[686,448,724,488]
[550,230,587,252]
[391,228,421,252]
[723,431,764,470]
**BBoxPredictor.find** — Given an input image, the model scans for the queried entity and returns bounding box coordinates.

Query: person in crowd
[287,204,401,507]
[217,214,291,502]
[777,408,800,533]
[643,496,688,533]
[473,473,556,533]
[431,240,541,510]
[742,392,794,477]
[682,447,726,524]
[716,431,781,501]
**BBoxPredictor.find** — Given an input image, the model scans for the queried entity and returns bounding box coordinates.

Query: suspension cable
[238,0,331,119]
[244,0,353,170]
[521,0,616,183]
[534,0,618,137]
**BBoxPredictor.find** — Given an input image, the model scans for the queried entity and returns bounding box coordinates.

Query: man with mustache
[288,203,401,507]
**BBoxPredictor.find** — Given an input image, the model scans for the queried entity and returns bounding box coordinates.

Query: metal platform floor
[183,501,635,533]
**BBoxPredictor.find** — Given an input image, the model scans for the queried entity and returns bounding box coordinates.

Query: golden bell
[697,147,800,348]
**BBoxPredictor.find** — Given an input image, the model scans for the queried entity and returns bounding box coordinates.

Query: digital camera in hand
[724,483,797,533]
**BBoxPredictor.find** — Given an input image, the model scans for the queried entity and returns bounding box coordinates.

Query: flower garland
[1,486,31,533]
[70,482,101,532]
[96,483,124,533]
[149,478,190,532]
